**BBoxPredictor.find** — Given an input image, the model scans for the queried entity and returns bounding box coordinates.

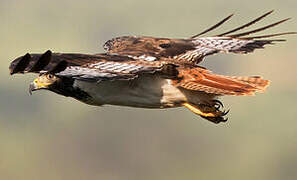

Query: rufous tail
[176,68,270,96]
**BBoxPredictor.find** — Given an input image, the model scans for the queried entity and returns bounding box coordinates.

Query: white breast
[73,75,187,108]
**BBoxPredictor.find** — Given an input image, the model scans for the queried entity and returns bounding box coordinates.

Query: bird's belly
[73,75,187,108]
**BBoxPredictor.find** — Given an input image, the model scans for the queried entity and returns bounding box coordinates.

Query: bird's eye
[47,74,54,79]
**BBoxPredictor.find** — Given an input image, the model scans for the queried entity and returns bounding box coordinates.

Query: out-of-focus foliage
[1,0,297,180]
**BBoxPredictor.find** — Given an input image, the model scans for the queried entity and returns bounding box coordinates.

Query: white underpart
[73,75,214,108]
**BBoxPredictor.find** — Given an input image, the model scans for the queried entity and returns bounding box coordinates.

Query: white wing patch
[138,55,157,61]
[127,55,157,61]
[56,60,161,82]
[175,37,255,63]
[88,62,145,73]
[57,66,118,78]
[192,37,254,54]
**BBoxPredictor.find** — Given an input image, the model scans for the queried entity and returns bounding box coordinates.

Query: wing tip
[9,50,54,75]
[191,13,234,39]
[193,10,293,40]
[244,32,297,40]
[229,17,292,38]
[9,53,31,75]
[218,10,275,36]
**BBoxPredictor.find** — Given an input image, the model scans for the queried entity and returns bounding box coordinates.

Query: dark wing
[9,50,165,82]
[104,11,295,64]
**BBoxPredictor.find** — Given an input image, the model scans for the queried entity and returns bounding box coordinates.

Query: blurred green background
[1,0,297,179]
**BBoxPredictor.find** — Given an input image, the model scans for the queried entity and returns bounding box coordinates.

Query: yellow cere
[34,78,53,87]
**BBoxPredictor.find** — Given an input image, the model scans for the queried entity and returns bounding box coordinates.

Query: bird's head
[29,73,61,95]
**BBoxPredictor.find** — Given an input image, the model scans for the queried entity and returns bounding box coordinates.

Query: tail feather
[226,75,270,92]
[176,68,270,96]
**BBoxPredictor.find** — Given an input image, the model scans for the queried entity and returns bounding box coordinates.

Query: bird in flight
[9,11,295,124]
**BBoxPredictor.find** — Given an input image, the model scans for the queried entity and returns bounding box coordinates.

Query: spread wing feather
[104,11,295,64]
[9,50,164,82]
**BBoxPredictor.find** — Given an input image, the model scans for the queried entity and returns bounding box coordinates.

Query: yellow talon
[183,103,217,117]
[183,102,229,124]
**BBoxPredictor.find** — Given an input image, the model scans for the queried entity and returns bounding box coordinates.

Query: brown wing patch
[103,36,196,61]
[175,67,269,96]
[103,12,295,65]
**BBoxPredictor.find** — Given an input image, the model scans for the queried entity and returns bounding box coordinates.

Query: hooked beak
[28,78,52,95]
[29,82,37,95]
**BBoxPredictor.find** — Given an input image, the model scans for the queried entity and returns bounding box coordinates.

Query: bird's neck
[50,78,91,101]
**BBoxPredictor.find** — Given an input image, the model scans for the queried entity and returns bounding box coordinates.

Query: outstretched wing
[104,11,295,64]
[103,36,196,62]
[9,50,165,82]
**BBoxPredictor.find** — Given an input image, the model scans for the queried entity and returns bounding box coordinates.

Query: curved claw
[183,102,230,124]
[222,117,228,122]
[205,108,229,124]
[213,100,224,110]
[222,109,230,116]
[204,116,228,124]
[214,100,224,107]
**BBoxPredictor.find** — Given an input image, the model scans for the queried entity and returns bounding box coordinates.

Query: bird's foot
[183,101,229,124]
